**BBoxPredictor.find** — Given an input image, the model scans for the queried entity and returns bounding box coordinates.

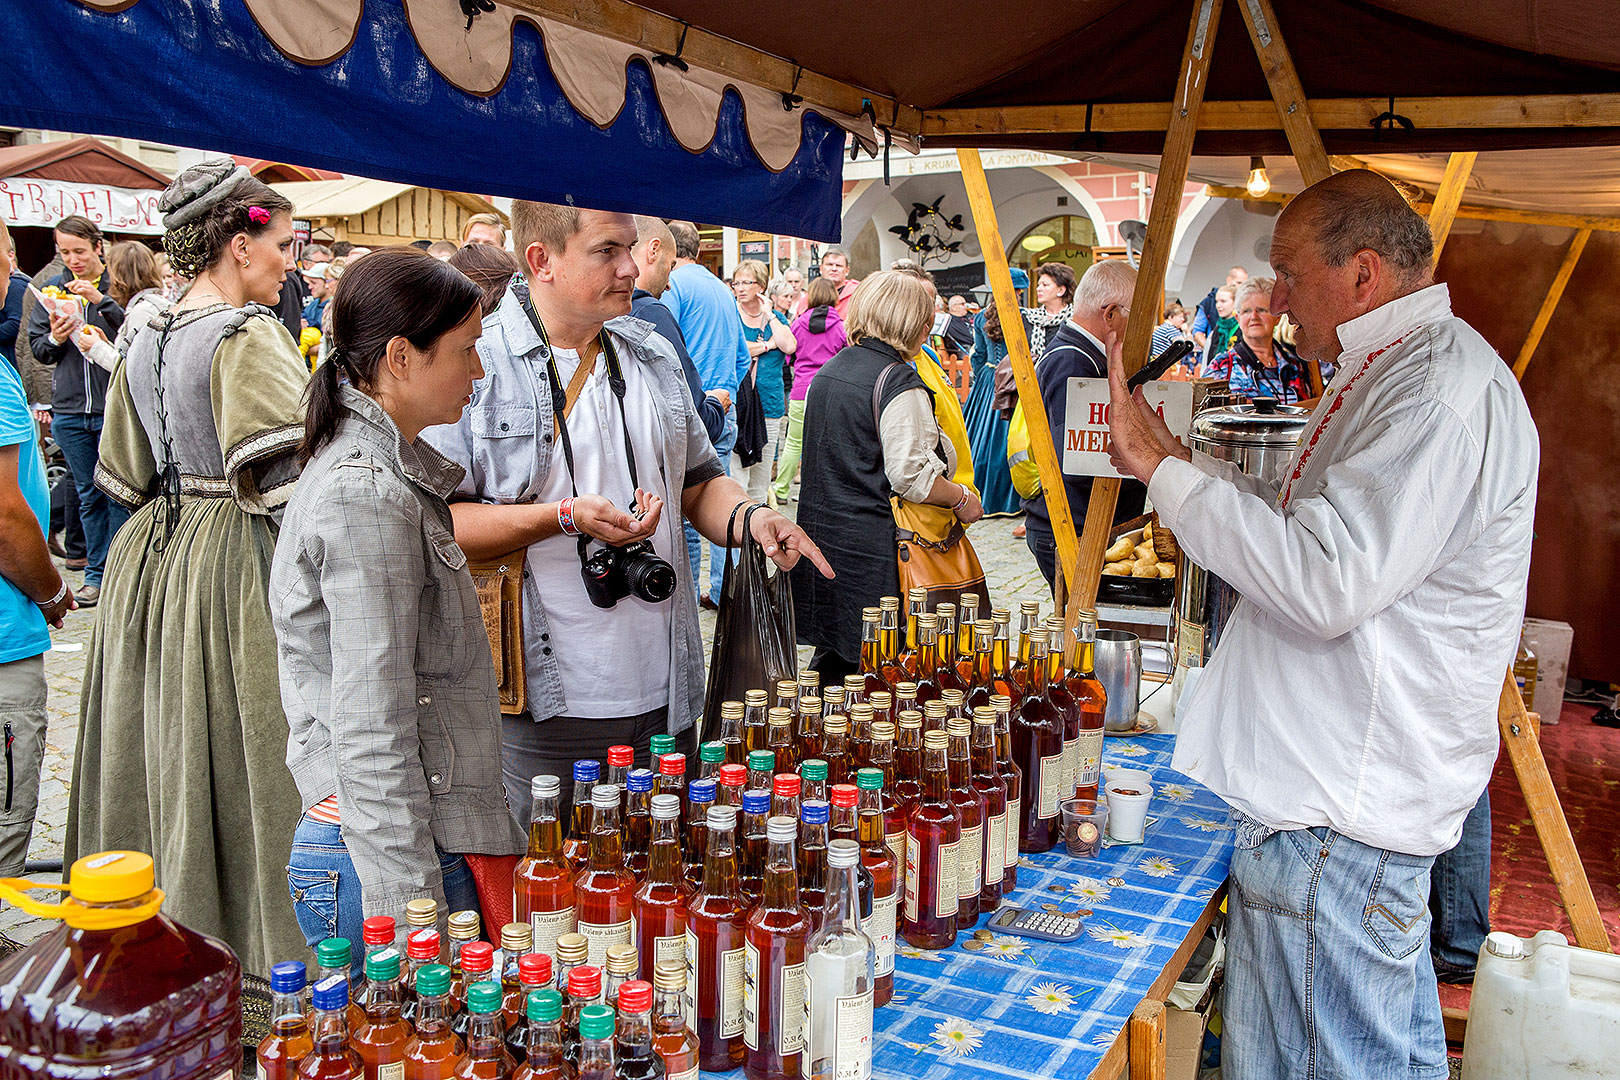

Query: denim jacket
[271,386,524,921]
[420,280,723,734]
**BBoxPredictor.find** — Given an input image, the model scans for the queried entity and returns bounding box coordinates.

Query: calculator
[986,906,1086,942]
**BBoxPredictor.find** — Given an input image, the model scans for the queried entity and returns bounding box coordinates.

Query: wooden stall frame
[1427,151,1479,265]
[1511,228,1590,379]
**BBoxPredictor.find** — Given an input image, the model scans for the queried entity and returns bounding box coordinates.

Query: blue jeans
[1223,826,1447,1080]
[52,412,128,587]
[686,410,736,605]
[286,814,482,970]
[1429,788,1491,977]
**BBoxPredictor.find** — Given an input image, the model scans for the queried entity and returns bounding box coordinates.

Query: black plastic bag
[701,504,797,740]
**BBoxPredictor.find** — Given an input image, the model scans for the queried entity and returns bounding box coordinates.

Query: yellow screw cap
[69,851,155,904]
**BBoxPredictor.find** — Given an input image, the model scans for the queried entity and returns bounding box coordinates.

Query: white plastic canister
[1460,929,1620,1079]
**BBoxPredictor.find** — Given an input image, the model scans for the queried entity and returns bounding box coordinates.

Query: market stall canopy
[0,0,878,241]
[0,136,170,234]
[234,157,345,184]
[270,178,508,247]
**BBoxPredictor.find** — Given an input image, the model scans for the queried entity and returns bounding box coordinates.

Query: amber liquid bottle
[685,803,748,1071]
[354,948,410,1080]
[1013,631,1064,853]
[621,769,656,878]
[854,768,898,1007]
[866,721,908,881]
[965,619,996,713]
[564,760,600,873]
[607,744,633,818]
[1067,612,1108,801]
[743,689,770,758]
[651,962,700,1080]
[911,613,943,706]
[613,980,666,1080]
[511,988,566,1080]
[945,717,986,924]
[902,730,960,950]
[841,674,866,711]
[683,780,717,895]
[455,982,516,1079]
[847,702,874,774]
[1043,620,1082,804]
[737,789,770,906]
[969,707,1010,914]
[989,609,1019,701]
[795,695,824,765]
[451,943,495,1040]
[893,682,918,725]
[404,964,464,1080]
[858,606,885,693]
[897,587,928,678]
[744,816,811,1080]
[876,597,905,693]
[717,699,747,767]
[922,699,948,737]
[820,714,851,787]
[503,955,552,1065]
[933,604,970,696]
[258,962,314,1080]
[991,694,1022,892]
[575,784,636,968]
[796,799,830,933]
[634,794,693,984]
[766,708,797,774]
[774,679,799,715]
[892,710,924,819]
[299,974,364,1080]
[514,775,578,965]
[1009,600,1042,695]
[955,594,981,686]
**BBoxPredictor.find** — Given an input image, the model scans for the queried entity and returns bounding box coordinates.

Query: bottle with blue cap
[737,789,772,905]
[314,936,366,1031]
[681,778,717,892]
[257,960,313,1079]
[564,759,602,872]
[622,768,657,877]
[798,800,832,931]
[307,972,364,1078]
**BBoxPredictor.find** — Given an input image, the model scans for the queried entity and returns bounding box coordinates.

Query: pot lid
[1189,399,1310,447]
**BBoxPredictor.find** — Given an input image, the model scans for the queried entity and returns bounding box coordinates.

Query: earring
[243,258,251,268]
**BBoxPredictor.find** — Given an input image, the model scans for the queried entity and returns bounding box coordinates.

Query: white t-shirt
[528,345,678,717]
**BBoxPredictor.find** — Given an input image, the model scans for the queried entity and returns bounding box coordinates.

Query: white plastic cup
[1105,781,1153,843]
[1102,765,1152,793]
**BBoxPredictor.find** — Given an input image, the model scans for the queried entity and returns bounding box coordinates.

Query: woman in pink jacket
[772,276,847,503]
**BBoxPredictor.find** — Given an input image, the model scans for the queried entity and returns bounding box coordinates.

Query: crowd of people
[0,161,1533,1079]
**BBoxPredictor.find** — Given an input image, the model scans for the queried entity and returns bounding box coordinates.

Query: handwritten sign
[1062,379,1195,477]
[0,177,164,235]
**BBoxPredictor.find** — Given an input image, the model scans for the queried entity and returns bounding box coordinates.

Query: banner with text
[1062,379,1195,477]
[0,177,165,235]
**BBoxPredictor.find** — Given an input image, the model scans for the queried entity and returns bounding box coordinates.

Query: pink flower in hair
[247,206,271,225]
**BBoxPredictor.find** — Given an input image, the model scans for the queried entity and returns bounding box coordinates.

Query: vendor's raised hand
[747,505,834,578]
[1106,332,1190,484]
[64,277,103,305]
[573,491,661,546]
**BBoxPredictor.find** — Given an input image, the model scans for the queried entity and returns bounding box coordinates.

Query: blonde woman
[731,258,794,503]
[790,270,982,681]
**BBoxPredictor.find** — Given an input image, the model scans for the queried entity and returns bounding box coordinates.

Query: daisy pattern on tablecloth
[1090,1028,1121,1048]
[897,944,949,963]
[982,934,1032,961]
[1157,783,1194,801]
[1111,743,1150,757]
[1068,877,1114,902]
[931,1018,984,1056]
[1138,855,1181,878]
[1026,981,1078,1014]
[1179,815,1231,832]
[1089,922,1151,949]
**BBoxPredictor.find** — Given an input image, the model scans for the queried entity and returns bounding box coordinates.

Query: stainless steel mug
[1095,629,1142,732]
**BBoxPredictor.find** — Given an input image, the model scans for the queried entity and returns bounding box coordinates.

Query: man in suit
[1022,259,1146,593]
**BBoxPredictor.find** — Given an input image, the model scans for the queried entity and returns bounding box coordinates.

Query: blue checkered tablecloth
[700,733,1236,1080]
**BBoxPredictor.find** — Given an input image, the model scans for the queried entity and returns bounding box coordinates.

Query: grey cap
[827,839,861,868]
[592,783,621,809]
[766,816,798,843]
[159,158,253,229]
[707,804,738,829]
[531,774,560,798]
[651,794,681,820]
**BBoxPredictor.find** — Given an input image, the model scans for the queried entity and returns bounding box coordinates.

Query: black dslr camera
[579,536,678,609]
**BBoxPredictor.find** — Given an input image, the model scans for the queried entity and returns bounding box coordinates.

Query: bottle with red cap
[363,916,398,969]
[654,755,688,832]
[615,980,664,1079]
[401,928,442,1026]
[606,744,634,816]
[451,942,495,1039]
[563,964,604,1070]
[715,763,747,809]
[503,952,553,1065]
[769,773,800,821]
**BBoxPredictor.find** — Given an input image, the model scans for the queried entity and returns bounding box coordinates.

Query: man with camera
[424,201,831,824]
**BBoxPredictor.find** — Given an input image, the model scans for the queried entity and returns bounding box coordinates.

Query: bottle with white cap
[805,839,875,1080]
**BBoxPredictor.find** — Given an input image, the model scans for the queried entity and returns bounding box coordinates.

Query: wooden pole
[1067,0,1225,628]
[1427,151,1478,267]
[1498,671,1613,952]
[1511,228,1590,380]
[1128,998,1167,1080]
[957,148,1083,592]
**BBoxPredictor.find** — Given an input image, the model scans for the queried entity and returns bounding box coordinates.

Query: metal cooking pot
[1171,399,1310,716]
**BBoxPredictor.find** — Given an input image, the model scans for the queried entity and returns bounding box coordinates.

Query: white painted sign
[0,177,164,235]
[1062,379,1195,477]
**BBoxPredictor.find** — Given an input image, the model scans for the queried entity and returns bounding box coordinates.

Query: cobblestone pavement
[4,504,1043,946]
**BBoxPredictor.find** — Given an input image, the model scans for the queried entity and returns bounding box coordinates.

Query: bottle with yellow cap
[0,850,242,1079]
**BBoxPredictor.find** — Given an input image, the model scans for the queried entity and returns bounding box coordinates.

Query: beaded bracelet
[952,486,972,512]
[557,496,579,536]
[37,579,68,610]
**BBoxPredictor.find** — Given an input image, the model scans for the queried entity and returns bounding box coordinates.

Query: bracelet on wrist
[557,497,579,536]
[952,486,971,512]
[37,579,68,610]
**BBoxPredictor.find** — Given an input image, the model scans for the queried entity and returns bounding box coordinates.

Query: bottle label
[721,944,745,1038]
[956,823,983,903]
[903,828,920,925]
[576,917,631,969]
[985,811,1005,889]
[653,932,685,975]
[744,938,761,1050]
[1038,751,1063,819]
[530,905,576,962]
[884,828,906,881]
[668,1068,701,1080]
[683,928,699,1032]
[870,888,898,976]
[835,988,875,1080]
[1004,795,1021,869]
[936,838,958,917]
[778,961,807,1055]
[377,1064,404,1080]
[1075,728,1104,790]
[1061,734,1079,802]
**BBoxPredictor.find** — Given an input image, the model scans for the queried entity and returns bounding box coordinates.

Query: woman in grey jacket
[270,248,523,957]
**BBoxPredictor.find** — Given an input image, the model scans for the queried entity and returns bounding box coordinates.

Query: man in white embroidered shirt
[1105,170,1538,1079]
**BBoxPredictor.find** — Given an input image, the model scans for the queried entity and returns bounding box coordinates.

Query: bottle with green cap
[649,734,675,759]
[314,937,366,1031]
[459,981,515,1076]
[697,740,727,781]
[403,963,463,1077]
[352,947,408,1075]
[514,988,567,1079]
[575,1004,618,1080]
[746,749,776,794]
[799,758,828,805]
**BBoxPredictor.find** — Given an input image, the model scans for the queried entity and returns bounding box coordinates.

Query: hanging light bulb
[1246,156,1271,198]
